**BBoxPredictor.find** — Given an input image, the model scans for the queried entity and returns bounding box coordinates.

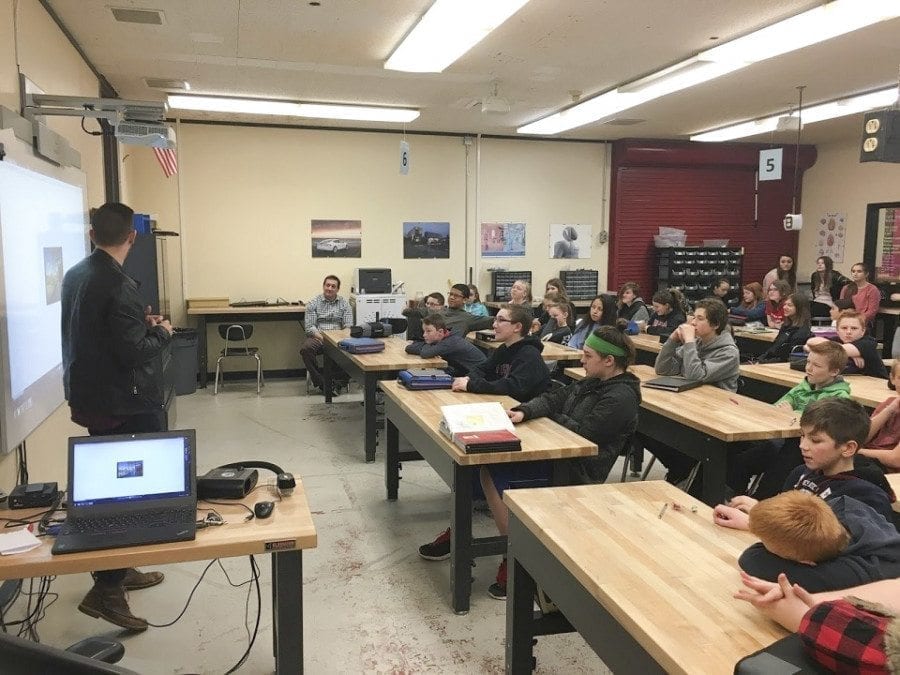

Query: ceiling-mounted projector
[115,121,175,149]
[24,94,174,149]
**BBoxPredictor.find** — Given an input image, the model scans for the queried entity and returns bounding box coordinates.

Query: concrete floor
[20,379,665,674]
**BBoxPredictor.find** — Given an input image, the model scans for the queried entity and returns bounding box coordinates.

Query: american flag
[153,147,178,178]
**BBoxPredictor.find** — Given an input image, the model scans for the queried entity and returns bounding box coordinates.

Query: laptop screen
[69,430,195,507]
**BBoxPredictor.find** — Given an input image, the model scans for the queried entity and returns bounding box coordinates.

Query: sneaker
[488,559,507,600]
[418,527,451,561]
[122,568,164,591]
[78,582,148,632]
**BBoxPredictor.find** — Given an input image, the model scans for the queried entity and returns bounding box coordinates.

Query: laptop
[643,376,704,393]
[52,430,197,555]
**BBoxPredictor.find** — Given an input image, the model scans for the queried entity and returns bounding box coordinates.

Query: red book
[452,429,521,454]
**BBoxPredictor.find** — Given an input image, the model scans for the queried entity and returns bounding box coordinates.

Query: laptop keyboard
[66,508,195,534]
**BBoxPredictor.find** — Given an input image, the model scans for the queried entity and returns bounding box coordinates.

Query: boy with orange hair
[738,490,900,592]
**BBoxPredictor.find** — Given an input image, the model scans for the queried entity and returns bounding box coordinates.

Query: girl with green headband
[476,324,642,600]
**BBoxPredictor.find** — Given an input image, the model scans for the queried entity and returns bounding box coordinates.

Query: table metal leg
[323,350,333,404]
[701,441,727,506]
[197,316,208,388]
[386,419,399,500]
[450,464,474,614]
[272,550,303,674]
[881,313,898,360]
[506,555,537,674]
[364,376,378,463]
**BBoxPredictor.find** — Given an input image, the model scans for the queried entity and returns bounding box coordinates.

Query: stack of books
[439,402,522,453]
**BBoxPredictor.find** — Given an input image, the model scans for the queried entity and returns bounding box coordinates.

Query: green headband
[585,333,626,357]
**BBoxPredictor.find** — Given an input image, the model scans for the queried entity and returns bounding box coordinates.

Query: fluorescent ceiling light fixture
[698,0,900,65]
[385,0,531,73]
[690,87,898,142]
[518,0,900,135]
[167,95,419,123]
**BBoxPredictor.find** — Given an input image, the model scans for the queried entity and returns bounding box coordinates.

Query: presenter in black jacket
[61,202,173,632]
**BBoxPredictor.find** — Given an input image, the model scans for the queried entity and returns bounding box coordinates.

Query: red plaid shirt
[799,598,892,673]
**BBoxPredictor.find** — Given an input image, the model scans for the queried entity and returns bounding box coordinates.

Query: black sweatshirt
[466,335,550,402]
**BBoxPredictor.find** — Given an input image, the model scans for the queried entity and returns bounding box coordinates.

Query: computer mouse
[254,501,275,519]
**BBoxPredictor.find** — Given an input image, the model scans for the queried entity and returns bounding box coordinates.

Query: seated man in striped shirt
[301,274,354,395]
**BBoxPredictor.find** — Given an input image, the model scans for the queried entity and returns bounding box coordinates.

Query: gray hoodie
[655,330,740,391]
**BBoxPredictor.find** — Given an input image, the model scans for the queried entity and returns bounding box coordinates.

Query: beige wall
[0,0,105,486]
[159,124,610,372]
[799,136,900,279]
[476,138,609,298]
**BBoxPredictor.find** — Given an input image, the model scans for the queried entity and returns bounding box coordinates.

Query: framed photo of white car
[311,219,361,258]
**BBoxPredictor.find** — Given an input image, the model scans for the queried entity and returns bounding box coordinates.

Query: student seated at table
[404,314,486,376]
[709,277,732,305]
[644,297,741,486]
[539,300,575,344]
[568,295,617,350]
[756,293,813,363]
[536,290,567,329]
[543,276,568,299]
[859,360,900,472]
[644,289,686,336]
[765,280,791,329]
[729,282,766,322]
[728,341,851,498]
[713,398,896,531]
[418,304,550,565]
[840,262,881,330]
[464,284,489,317]
[478,324,642,599]
[404,285,493,340]
[806,309,888,379]
[737,490,900,593]
[617,281,649,323]
[451,304,550,399]
[654,297,740,389]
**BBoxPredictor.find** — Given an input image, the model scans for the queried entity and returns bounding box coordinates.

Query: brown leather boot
[122,568,164,590]
[78,582,148,632]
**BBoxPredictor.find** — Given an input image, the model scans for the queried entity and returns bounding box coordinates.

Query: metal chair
[214,324,263,394]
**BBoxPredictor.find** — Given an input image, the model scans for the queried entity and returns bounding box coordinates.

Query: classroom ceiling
[41,0,900,144]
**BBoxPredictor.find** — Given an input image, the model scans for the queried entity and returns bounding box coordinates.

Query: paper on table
[0,527,41,555]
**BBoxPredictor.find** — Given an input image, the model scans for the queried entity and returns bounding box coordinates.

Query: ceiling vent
[144,78,190,92]
[110,7,164,25]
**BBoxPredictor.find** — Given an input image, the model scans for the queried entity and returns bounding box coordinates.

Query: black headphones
[217,461,296,496]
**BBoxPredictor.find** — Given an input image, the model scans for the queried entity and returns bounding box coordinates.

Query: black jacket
[514,372,642,484]
[739,495,900,592]
[466,335,549,402]
[758,324,813,362]
[62,249,172,416]
[830,335,889,378]
[646,310,685,336]
[811,271,850,301]
[783,465,896,523]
